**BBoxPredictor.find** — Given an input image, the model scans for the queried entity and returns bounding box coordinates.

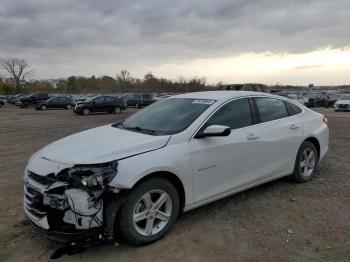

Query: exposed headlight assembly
[68,160,118,188]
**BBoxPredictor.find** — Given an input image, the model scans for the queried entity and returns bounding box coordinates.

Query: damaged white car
[24,91,329,246]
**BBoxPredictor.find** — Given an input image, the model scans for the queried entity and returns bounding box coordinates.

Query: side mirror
[197,125,231,138]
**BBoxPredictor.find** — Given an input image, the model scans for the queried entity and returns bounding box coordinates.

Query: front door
[189,98,262,204]
[94,96,107,112]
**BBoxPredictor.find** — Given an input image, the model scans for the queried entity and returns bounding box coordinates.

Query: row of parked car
[274,90,350,111]
[3,90,350,113]
[3,92,178,115]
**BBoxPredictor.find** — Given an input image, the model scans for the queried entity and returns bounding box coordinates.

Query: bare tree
[116,69,133,90]
[0,57,32,92]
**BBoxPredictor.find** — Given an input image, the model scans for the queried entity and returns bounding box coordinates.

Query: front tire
[41,105,47,110]
[292,141,318,183]
[114,107,121,114]
[119,178,180,245]
[82,108,90,115]
[66,104,72,110]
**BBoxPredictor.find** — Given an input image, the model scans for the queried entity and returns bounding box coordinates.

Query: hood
[37,125,171,165]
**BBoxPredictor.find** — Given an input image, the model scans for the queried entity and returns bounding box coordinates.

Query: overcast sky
[1,0,350,85]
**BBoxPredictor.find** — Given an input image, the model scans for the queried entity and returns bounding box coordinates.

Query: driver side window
[205,98,252,130]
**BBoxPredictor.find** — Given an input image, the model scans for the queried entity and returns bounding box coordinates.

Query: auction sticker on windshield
[192,99,216,105]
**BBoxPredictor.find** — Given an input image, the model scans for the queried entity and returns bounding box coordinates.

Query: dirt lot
[0,105,349,262]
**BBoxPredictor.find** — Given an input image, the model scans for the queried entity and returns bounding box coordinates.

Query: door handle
[290,124,299,130]
[247,133,260,140]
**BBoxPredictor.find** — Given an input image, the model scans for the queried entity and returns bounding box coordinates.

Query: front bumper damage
[23,163,126,245]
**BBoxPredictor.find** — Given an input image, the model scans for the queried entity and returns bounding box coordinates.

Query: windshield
[117,98,216,135]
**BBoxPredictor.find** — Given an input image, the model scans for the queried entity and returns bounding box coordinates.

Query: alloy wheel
[299,148,316,177]
[133,190,172,236]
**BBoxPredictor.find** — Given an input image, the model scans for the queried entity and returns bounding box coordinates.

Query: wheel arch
[105,171,186,240]
[303,136,320,160]
[132,171,186,213]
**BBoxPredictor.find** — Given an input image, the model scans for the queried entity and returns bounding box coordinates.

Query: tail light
[323,116,328,126]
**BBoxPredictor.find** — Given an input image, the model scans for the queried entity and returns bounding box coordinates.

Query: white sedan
[334,97,350,111]
[24,91,329,246]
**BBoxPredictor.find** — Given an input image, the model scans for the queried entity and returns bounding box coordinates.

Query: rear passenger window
[205,98,252,130]
[255,97,288,123]
[285,101,302,116]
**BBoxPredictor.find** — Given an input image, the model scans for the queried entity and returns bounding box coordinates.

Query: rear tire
[292,141,318,183]
[135,103,139,109]
[114,107,121,114]
[41,105,47,110]
[119,178,180,245]
[66,104,72,110]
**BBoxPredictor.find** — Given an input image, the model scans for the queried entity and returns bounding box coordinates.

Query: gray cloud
[0,0,349,78]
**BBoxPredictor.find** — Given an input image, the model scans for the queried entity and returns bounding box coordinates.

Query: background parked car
[74,95,127,115]
[7,94,26,104]
[334,95,350,111]
[0,95,7,103]
[36,96,74,110]
[123,93,154,108]
[17,92,50,108]
[153,93,174,102]
[286,94,308,105]
[0,96,6,107]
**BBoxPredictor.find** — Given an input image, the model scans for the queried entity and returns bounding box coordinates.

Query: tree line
[0,57,211,94]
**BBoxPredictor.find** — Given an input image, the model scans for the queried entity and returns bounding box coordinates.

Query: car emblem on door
[198,164,217,172]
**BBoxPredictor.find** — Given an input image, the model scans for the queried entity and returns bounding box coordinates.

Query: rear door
[253,97,304,179]
[190,98,262,203]
[126,94,136,106]
[105,96,115,111]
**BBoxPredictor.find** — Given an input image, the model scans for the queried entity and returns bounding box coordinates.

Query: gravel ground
[0,105,349,262]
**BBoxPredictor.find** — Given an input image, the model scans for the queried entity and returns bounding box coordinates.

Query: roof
[174,91,269,101]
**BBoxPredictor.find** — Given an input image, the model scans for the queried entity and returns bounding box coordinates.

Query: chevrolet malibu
[24,91,329,245]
